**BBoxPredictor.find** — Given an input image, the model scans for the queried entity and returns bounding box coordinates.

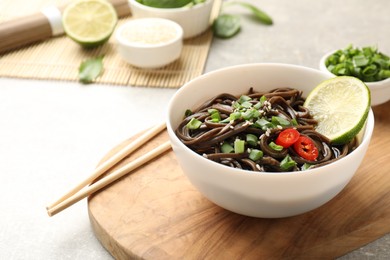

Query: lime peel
[303,76,371,145]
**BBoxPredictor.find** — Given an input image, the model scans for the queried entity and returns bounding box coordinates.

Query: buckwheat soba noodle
[175,88,358,172]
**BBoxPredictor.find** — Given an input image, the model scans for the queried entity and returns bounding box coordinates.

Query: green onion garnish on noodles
[269,141,283,151]
[249,149,263,161]
[234,139,245,153]
[246,134,258,147]
[221,142,234,153]
[280,155,297,170]
[186,118,202,129]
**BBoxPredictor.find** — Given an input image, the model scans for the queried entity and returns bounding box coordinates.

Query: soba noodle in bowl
[175,87,358,172]
[166,63,374,218]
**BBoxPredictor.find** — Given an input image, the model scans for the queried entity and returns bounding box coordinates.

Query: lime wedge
[303,76,371,145]
[62,0,118,48]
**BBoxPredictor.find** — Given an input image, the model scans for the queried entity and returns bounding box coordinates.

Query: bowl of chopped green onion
[320,45,390,106]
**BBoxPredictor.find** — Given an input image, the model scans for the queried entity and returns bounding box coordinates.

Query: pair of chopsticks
[46,122,170,217]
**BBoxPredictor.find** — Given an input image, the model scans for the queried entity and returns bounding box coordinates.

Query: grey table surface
[0,0,389,259]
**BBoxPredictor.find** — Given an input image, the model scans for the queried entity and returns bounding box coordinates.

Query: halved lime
[303,76,371,145]
[62,0,118,48]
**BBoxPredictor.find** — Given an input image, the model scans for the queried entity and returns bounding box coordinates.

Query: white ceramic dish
[166,63,374,218]
[128,0,215,39]
[115,18,183,69]
[320,50,390,106]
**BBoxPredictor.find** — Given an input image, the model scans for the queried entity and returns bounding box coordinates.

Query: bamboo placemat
[0,0,221,88]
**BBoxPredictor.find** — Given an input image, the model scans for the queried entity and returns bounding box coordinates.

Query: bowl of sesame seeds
[115,18,183,68]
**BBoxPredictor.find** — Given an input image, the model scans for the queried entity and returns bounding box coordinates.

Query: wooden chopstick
[47,141,171,217]
[46,122,166,212]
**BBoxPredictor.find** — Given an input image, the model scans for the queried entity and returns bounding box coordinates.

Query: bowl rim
[128,0,213,13]
[115,18,183,48]
[319,50,390,89]
[167,63,375,177]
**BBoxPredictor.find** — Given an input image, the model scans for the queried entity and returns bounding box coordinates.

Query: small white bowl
[320,50,390,106]
[166,63,374,218]
[128,0,215,39]
[115,18,183,69]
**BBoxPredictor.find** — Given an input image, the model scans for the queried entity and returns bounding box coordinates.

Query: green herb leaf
[213,14,241,39]
[78,56,104,84]
[229,1,273,25]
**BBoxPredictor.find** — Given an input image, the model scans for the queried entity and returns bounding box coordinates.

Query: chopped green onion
[249,149,263,161]
[301,163,312,171]
[240,101,252,108]
[184,109,193,117]
[219,118,231,124]
[269,141,283,151]
[291,118,298,126]
[259,95,267,105]
[280,155,296,170]
[246,134,258,146]
[210,113,221,122]
[271,116,291,126]
[208,109,221,122]
[254,118,274,130]
[207,108,218,114]
[240,108,260,121]
[253,102,262,109]
[362,64,378,77]
[238,95,251,103]
[186,118,202,129]
[353,54,369,67]
[234,139,245,153]
[221,142,234,153]
[233,101,242,109]
[325,44,390,82]
[229,111,242,121]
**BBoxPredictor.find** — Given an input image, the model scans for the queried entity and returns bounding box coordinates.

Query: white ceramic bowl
[128,0,215,39]
[320,50,390,106]
[166,63,374,218]
[115,18,183,69]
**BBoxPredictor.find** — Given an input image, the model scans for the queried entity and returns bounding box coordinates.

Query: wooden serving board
[88,102,390,260]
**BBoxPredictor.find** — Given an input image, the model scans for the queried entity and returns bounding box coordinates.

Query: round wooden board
[88,102,390,260]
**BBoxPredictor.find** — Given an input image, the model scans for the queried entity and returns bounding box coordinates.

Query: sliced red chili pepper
[275,128,300,148]
[293,136,319,161]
